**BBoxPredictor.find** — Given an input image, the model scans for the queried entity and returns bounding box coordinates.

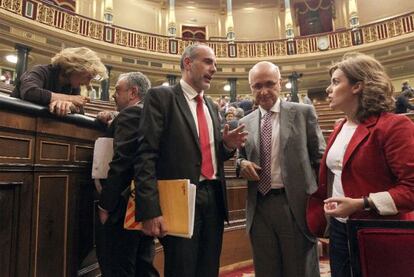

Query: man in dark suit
[237,62,325,277]
[95,72,159,277]
[134,44,247,277]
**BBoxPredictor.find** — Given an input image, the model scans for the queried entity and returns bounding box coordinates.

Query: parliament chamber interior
[1,0,414,276]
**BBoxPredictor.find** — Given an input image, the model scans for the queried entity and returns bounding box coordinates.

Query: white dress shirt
[180,79,218,180]
[327,120,398,220]
[258,98,284,189]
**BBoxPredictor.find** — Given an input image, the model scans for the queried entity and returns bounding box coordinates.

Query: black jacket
[134,84,234,221]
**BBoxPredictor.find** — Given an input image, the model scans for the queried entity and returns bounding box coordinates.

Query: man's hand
[142,216,168,237]
[49,100,79,116]
[98,207,109,224]
[223,124,248,149]
[97,111,116,125]
[324,197,364,218]
[240,160,261,181]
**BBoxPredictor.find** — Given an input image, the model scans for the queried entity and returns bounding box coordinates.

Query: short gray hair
[118,72,151,100]
[180,44,206,71]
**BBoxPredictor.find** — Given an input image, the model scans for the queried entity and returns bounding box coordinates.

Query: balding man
[237,61,325,277]
[134,44,247,277]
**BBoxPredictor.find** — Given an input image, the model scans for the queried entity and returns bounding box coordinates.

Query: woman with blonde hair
[12,47,107,116]
[307,52,414,277]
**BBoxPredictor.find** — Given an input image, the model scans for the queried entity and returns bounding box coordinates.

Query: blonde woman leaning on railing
[11,47,107,117]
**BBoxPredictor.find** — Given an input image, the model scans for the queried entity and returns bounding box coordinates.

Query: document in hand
[91,137,114,179]
[124,179,196,238]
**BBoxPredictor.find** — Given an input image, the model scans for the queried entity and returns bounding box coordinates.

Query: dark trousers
[160,180,225,277]
[96,199,159,277]
[329,218,351,277]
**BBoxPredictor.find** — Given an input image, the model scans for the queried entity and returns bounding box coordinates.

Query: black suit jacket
[134,84,234,222]
[99,104,143,214]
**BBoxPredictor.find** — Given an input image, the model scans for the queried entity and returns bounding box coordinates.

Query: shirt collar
[180,79,204,101]
[258,97,280,118]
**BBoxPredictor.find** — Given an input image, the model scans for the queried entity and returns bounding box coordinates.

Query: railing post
[100,65,112,101]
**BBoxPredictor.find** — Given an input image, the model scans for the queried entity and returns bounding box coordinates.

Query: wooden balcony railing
[1,0,413,58]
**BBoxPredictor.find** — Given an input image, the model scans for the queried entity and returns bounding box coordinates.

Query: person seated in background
[302,94,313,105]
[1,70,13,85]
[86,84,97,100]
[238,98,253,114]
[395,88,414,114]
[307,52,414,277]
[11,47,107,116]
[224,111,235,122]
[401,81,411,92]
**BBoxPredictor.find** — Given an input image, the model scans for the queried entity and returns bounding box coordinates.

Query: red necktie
[196,95,214,179]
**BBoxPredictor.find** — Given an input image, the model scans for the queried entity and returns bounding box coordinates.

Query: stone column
[168,0,177,37]
[226,0,235,42]
[103,0,113,25]
[348,0,362,45]
[288,72,302,103]
[228,78,237,102]
[14,44,31,85]
[100,65,112,101]
[284,0,296,55]
[167,75,177,86]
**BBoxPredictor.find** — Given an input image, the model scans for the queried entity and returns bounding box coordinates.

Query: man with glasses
[237,61,325,277]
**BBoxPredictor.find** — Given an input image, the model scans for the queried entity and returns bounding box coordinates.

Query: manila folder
[124,179,196,239]
[158,179,195,238]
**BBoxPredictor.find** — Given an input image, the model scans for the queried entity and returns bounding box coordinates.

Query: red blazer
[307,113,414,237]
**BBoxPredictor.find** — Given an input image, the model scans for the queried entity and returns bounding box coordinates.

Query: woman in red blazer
[307,53,414,277]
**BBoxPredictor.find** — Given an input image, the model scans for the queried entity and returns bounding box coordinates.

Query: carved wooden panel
[74,145,94,163]
[0,172,33,277]
[39,140,70,162]
[34,175,68,277]
[0,182,21,277]
[0,134,33,161]
[0,110,36,132]
[226,181,247,222]
[37,117,102,141]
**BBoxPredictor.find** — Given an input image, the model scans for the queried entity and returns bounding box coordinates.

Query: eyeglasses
[251,81,278,91]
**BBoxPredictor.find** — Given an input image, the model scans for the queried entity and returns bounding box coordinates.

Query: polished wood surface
[0,94,104,277]
[0,94,250,276]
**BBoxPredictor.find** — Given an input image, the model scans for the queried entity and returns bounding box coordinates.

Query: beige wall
[67,0,414,39]
[113,0,160,34]
[357,0,414,25]
[233,8,280,40]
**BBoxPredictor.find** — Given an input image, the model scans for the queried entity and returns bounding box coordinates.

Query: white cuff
[369,191,398,215]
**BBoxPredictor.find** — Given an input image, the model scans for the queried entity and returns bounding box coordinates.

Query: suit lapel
[248,110,261,162]
[342,115,378,168]
[174,84,199,147]
[280,101,296,150]
[205,96,220,142]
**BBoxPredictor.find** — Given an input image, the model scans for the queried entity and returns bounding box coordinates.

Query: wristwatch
[363,196,371,211]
